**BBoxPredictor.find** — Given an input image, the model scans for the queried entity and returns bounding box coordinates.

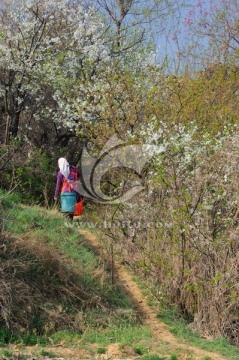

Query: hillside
[1,1,239,359]
[0,190,239,360]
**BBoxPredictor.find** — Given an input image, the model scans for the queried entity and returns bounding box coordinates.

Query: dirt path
[79,229,227,360]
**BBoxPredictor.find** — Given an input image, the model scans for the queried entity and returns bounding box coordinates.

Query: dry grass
[0,232,92,335]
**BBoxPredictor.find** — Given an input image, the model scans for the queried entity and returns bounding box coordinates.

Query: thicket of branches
[103,127,239,345]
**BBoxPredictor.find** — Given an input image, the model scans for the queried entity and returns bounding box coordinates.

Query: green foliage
[97,347,107,354]
[1,349,13,358]
[14,149,55,205]
[134,344,146,355]
[0,328,16,346]
[0,328,48,347]
[0,191,21,209]
[21,332,48,346]
[149,64,239,135]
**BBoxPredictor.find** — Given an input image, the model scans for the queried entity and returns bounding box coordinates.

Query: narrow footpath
[79,229,227,360]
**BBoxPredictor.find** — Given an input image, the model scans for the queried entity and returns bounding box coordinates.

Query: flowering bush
[103,123,239,344]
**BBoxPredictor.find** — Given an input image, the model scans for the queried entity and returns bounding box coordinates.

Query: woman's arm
[54,171,64,200]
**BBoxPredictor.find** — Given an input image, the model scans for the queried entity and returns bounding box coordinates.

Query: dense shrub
[102,125,239,345]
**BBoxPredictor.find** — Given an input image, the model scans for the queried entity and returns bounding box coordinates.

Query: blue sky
[153,0,223,71]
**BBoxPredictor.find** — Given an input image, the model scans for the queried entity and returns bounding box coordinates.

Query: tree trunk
[10,112,20,139]
[4,114,11,145]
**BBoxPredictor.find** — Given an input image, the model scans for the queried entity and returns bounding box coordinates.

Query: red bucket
[74,199,84,216]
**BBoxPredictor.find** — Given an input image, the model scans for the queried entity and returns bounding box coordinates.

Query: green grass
[4,203,86,267]
[0,189,144,349]
[1,195,130,301]
[0,327,48,347]
[1,349,13,358]
[158,307,239,359]
[134,344,147,355]
[50,330,82,345]
[97,347,107,354]
[50,324,152,348]
[1,190,133,309]
[20,332,48,346]
[0,328,15,346]
[128,273,239,360]
[81,324,152,346]
[1,189,239,360]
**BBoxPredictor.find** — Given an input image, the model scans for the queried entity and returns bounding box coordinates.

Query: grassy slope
[0,191,150,348]
[0,190,239,360]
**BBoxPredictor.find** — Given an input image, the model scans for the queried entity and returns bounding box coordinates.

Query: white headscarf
[58,157,70,178]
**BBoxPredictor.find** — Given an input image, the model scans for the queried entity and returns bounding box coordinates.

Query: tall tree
[0,0,111,145]
[93,0,179,58]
